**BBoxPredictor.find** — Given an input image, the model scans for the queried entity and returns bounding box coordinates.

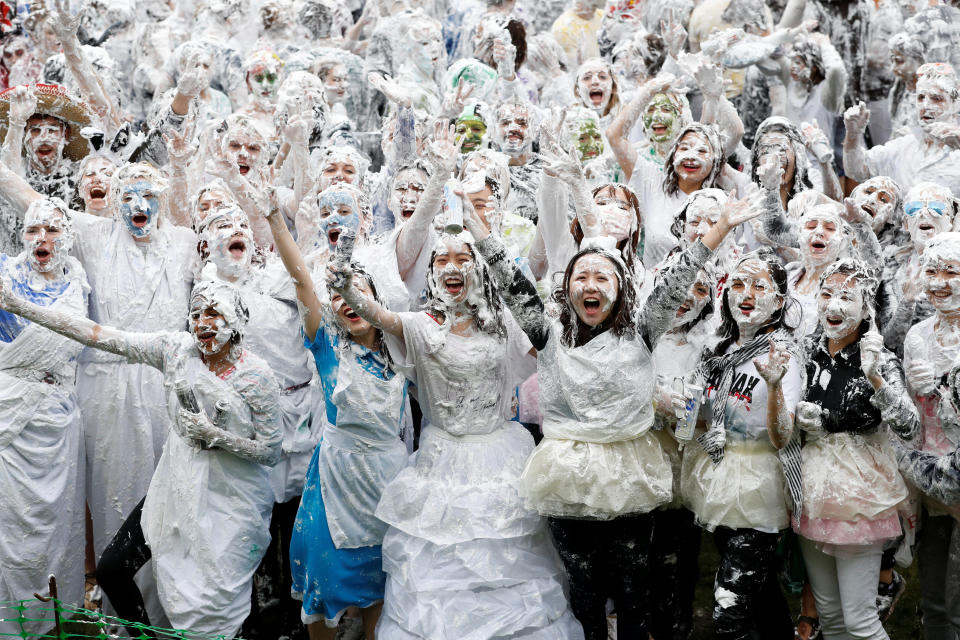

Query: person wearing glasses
[881,182,957,356]
[843,63,960,196]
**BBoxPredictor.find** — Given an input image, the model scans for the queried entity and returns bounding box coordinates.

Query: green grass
[688,537,925,638]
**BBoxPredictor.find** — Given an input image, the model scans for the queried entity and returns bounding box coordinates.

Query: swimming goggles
[903,200,949,216]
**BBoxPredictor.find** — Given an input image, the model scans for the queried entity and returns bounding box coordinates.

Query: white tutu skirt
[520,430,673,519]
[794,433,907,546]
[682,437,789,532]
[375,422,583,640]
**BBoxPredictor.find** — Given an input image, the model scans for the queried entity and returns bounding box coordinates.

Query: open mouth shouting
[228,236,247,258]
[89,185,108,201]
[131,213,150,228]
[237,161,251,175]
[33,246,52,265]
[444,274,464,297]
[196,327,219,347]
[400,206,416,220]
[342,305,362,322]
[738,300,755,316]
[581,294,603,317]
[860,202,875,218]
[676,301,691,318]
[824,314,845,330]
[327,226,342,247]
[651,123,668,137]
[589,89,605,106]
[808,238,828,254]
[36,144,56,159]
[918,222,936,233]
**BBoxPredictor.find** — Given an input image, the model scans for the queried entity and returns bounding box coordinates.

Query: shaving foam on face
[817,274,867,339]
[22,199,74,274]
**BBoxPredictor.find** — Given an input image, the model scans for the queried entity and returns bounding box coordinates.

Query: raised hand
[538,146,584,182]
[325,257,354,291]
[441,76,476,117]
[177,54,208,99]
[7,85,38,126]
[754,339,792,386]
[423,121,461,176]
[841,197,868,226]
[282,112,310,146]
[50,0,82,49]
[693,62,724,100]
[859,330,884,380]
[367,72,412,109]
[162,120,197,165]
[719,196,762,229]
[660,11,687,58]
[843,101,870,135]
[757,153,784,191]
[492,36,517,78]
[800,120,833,162]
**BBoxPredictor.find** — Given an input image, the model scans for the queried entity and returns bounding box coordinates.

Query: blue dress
[290,324,407,625]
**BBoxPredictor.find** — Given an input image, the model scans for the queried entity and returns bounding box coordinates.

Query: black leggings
[648,508,702,640]
[96,497,155,639]
[712,527,792,640]
[548,513,653,640]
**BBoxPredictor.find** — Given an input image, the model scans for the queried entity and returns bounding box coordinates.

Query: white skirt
[520,430,674,519]
[682,437,789,532]
[375,422,583,640]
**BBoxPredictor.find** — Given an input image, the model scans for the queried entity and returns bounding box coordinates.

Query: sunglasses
[904,200,950,216]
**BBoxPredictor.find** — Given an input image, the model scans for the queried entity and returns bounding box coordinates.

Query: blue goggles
[904,200,949,216]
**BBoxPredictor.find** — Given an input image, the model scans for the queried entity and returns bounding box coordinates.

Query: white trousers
[799,537,889,640]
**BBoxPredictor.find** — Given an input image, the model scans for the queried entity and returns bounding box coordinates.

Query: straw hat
[0,83,93,161]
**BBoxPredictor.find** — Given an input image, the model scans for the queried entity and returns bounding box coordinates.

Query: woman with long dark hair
[467,185,757,639]
[683,249,802,640]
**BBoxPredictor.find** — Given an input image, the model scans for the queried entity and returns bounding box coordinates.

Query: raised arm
[695,63,744,156]
[0,153,46,213]
[605,76,673,182]
[396,122,459,279]
[0,275,138,361]
[801,121,843,202]
[753,340,795,449]
[162,120,197,228]
[50,0,123,134]
[0,86,35,176]
[466,198,551,351]
[842,102,872,183]
[264,192,324,339]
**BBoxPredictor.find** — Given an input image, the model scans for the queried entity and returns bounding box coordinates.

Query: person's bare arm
[0,154,44,213]
[396,122,459,279]
[1,86,35,175]
[162,121,197,228]
[842,102,872,182]
[754,340,795,449]
[50,0,123,134]
[605,75,674,182]
[263,194,324,339]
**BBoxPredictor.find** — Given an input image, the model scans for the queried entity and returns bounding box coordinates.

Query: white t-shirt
[703,344,803,441]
